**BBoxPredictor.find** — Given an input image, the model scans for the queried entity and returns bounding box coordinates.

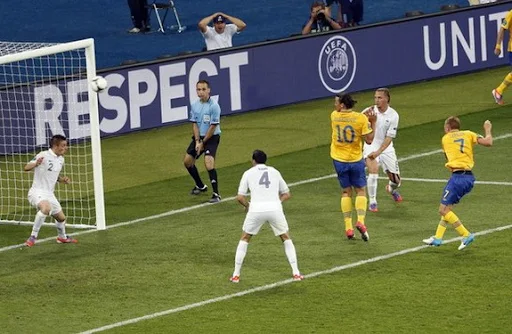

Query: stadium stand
[0,0,469,69]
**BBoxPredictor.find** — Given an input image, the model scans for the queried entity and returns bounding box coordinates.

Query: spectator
[341,0,364,27]
[198,12,246,51]
[127,0,150,33]
[302,1,342,35]
[325,0,344,27]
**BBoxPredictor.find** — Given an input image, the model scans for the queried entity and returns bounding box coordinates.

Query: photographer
[302,1,341,35]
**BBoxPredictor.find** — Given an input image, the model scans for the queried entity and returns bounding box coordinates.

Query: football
[90,76,108,92]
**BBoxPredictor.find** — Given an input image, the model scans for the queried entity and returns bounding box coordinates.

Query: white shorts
[28,189,62,216]
[242,210,289,236]
[363,147,400,175]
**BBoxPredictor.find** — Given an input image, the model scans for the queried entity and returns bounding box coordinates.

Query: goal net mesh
[0,41,97,228]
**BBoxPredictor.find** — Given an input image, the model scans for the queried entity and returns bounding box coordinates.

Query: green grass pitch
[0,67,511,333]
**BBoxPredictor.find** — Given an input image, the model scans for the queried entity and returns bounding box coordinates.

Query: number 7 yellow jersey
[330,110,372,162]
[442,130,479,171]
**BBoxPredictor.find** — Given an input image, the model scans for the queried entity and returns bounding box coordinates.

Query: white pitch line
[379,176,512,186]
[79,223,512,334]
[1,133,511,254]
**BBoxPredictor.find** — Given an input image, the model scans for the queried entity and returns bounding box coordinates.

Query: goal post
[0,38,106,230]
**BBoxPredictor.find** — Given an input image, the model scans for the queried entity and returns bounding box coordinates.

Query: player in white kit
[24,135,77,247]
[229,150,303,283]
[362,88,402,212]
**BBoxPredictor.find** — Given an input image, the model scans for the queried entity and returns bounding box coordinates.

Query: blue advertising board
[0,3,510,154]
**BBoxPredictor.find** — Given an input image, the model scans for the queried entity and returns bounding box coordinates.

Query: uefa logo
[318,35,357,93]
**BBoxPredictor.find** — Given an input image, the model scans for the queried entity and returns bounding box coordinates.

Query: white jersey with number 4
[237,164,289,213]
[29,149,64,194]
[363,105,399,153]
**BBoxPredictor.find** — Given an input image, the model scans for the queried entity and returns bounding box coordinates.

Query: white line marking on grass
[79,223,512,334]
[2,133,511,254]
[379,176,512,186]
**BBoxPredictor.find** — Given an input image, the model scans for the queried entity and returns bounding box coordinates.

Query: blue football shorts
[440,172,475,205]
[333,159,367,189]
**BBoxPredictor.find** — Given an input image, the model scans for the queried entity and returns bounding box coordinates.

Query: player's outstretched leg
[492,89,504,105]
[492,72,512,105]
[367,173,379,212]
[386,183,402,202]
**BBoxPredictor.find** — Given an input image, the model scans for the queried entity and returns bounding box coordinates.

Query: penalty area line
[378,176,512,186]
[79,223,512,334]
[1,132,511,254]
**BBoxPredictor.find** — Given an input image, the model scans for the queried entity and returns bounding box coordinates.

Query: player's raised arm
[364,112,376,145]
[495,26,506,56]
[477,120,493,147]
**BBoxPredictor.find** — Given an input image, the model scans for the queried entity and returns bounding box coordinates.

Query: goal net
[0,39,105,230]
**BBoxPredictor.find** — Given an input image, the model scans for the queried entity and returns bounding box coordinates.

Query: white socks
[30,211,47,238]
[55,221,67,239]
[367,173,378,204]
[232,239,301,277]
[283,239,300,276]
[232,240,249,277]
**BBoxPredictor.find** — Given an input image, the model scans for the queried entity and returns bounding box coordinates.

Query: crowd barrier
[1,2,510,152]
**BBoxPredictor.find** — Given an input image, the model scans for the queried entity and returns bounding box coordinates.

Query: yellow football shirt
[330,110,372,162]
[501,10,512,52]
[442,130,479,171]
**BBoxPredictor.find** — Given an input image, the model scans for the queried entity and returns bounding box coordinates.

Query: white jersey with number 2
[237,164,289,213]
[29,149,64,194]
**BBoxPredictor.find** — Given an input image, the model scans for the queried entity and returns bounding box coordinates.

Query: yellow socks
[355,196,367,224]
[443,211,470,237]
[435,219,447,239]
[455,224,470,237]
[341,196,353,231]
[497,72,512,94]
[443,211,459,224]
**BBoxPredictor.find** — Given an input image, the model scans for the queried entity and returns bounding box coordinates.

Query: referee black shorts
[186,134,221,159]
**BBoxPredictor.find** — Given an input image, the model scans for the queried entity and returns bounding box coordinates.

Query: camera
[317,11,325,20]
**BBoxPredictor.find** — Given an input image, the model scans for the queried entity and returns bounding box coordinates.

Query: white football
[90,76,108,92]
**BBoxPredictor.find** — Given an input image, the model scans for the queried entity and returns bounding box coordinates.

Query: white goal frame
[0,38,106,230]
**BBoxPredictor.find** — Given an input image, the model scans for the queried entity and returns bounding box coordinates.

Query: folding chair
[148,0,187,34]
